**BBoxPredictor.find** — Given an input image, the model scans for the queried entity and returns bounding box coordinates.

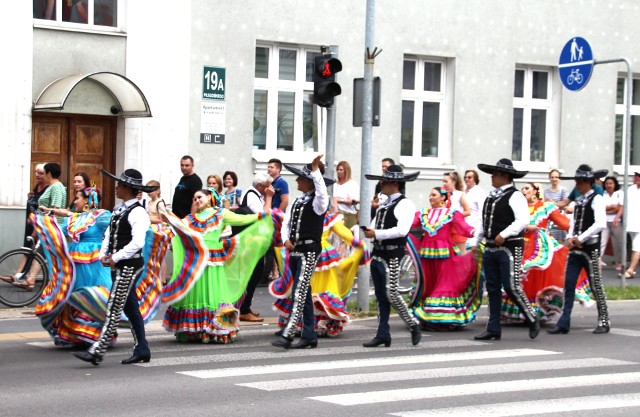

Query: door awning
[33,72,152,117]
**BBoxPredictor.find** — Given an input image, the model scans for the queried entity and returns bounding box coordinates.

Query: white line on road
[237,358,634,391]
[141,339,483,367]
[177,348,559,378]
[388,393,640,416]
[310,371,640,405]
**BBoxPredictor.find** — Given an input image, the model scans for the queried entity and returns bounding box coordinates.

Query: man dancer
[549,164,609,335]
[362,164,421,347]
[73,169,157,365]
[172,155,202,218]
[272,154,331,349]
[474,158,540,340]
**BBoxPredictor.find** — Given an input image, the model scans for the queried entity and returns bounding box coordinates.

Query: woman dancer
[411,187,479,330]
[270,211,369,337]
[442,171,470,254]
[161,189,273,343]
[501,183,591,322]
[68,172,91,212]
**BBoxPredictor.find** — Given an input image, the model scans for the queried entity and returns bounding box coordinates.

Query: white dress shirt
[100,198,150,263]
[370,192,416,241]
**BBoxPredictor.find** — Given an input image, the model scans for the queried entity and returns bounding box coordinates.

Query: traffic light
[313,54,342,107]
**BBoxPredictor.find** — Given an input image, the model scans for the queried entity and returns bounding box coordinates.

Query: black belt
[485,236,523,247]
[295,239,318,245]
[373,244,403,251]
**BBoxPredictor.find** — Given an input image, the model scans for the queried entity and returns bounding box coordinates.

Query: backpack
[231,189,260,235]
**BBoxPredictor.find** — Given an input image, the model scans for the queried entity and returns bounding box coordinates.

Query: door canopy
[33,72,151,117]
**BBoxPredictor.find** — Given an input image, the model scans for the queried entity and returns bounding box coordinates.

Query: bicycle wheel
[0,249,48,308]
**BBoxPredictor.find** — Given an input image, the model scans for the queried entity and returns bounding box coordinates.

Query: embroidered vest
[289,194,324,244]
[482,186,522,240]
[374,195,407,247]
[109,202,142,254]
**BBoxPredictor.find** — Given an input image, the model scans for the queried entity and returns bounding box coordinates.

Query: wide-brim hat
[477,158,528,179]
[560,165,608,181]
[364,164,419,182]
[101,168,159,193]
[283,163,336,186]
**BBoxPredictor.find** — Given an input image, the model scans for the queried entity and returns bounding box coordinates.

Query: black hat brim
[283,163,335,185]
[101,169,159,193]
[477,163,528,179]
[560,169,609,181]
[364,171,420,182]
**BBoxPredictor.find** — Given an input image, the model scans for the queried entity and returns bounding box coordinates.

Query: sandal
[619,270,636,279]
[11,280,34,290]
[0,275,15,284]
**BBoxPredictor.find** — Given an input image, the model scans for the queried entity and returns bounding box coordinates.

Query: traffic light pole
[357,0,379,312]
[324,45,339,181]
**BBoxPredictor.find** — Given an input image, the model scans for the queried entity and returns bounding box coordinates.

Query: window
[253,44,321,153]
[33,0,120,30]
[512,66,558,163]
[400,57,452,163]
[614,77,640,166]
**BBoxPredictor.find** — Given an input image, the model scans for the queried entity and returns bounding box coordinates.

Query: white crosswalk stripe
[178,348,559,378]
[389,393,640,417]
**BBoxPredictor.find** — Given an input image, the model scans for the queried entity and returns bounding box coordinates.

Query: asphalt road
[2,287,640,416]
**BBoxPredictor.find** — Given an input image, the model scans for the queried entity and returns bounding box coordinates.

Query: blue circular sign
[559,37,594,91]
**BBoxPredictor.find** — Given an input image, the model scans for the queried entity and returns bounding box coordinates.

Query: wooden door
[31,114,116,211]
[69,117,116,210]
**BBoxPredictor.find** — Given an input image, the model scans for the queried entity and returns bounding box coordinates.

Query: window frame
[511,65,560,170]
[399,56,454,170]
[252,42,324,163]
[32,0,125,34]
[614,75,640,172]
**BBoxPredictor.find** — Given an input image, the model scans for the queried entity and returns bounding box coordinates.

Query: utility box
[353,77,381,127]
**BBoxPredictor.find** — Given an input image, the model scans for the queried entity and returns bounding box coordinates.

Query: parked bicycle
[0,236,49,307]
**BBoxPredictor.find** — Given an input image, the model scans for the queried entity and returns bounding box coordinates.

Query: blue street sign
[559,37,594,91]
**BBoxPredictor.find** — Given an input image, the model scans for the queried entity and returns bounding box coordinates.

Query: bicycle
[0,236,49,307]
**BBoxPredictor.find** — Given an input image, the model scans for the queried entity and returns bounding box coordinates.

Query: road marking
[606,328,640,337]
[310,371,640,405]
[237,358,634,391]
[139,339,482,367]
[0,331,48,341]
[389,393,640,416]
[178,348,559,378]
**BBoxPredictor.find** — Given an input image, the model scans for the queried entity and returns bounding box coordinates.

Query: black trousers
[240,255,267,315]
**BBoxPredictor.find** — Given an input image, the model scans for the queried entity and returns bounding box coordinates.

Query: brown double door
[31,114,117,211]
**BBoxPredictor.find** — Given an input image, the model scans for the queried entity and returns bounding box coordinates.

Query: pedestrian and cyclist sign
[559,37,594,91]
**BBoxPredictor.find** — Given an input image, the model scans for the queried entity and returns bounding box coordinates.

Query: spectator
[38,162,67,224]
[69,172,91,211]
[172,155,202,218]
[206,174,223,196]
[222,171,242,210]
[601,176,624,270]
[622,172,640,279]
[267,158,290,210]
[463,169,485,246]
[25,163,49,244]
[333,160,360,228]
[544,169,569,243]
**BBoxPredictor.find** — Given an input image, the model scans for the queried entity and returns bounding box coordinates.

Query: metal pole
[324,45,339,181]
[357,0,376,311]
[594,58,632,288]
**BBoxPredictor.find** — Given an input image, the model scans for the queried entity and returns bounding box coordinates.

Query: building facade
[1,0,639,254]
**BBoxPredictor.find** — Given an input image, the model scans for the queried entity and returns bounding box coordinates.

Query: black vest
[373,195,406,247]
[289,193,324,244]
[109,202,142,254]
[573,192,600,246]
[482,186,522,240]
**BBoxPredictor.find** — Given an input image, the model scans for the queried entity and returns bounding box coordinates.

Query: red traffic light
[314,55,342,107]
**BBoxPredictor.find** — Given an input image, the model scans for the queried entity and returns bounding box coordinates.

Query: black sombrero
[101,169,159,193]
[560,165,608,181]
[283,163,336,186]
[477,158,528,179]
[364,164,419,182]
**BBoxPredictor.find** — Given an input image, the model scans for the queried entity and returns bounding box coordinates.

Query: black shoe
[474,330,501,340]
[547,326,569,335]
[271,335,293,349]
[72,350,102,366]
[529,318,541,339]
[410,326,422,346]
[121,354,151,364]
[363,337,391,348]
[273,330,282,336]
[593,325,610,334]
[290,338,318,349]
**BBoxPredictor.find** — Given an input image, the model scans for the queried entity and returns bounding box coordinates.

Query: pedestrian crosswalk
[26,325,640,415]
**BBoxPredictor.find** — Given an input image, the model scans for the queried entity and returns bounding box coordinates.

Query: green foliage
[604,285,640,300]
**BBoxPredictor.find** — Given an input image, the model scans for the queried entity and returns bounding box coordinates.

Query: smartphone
[360,226,368,231]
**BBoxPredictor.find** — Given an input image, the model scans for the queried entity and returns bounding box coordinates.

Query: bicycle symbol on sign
[567,68,584,85]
